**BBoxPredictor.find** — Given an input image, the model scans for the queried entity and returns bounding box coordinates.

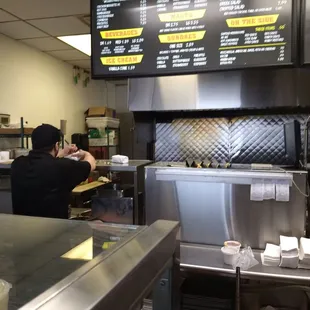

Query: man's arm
[78,150,96,171]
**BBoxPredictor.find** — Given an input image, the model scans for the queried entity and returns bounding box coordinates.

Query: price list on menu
[91,0,293,78]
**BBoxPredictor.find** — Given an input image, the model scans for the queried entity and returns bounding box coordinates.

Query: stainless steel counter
[0,160,152,172]
[147,162,308,175]
[181,243,310,284]
[96,160,151,172]
[0,163,11,170]
[145,163,307,249]
[0,214,179,310]
[96,160,152,225]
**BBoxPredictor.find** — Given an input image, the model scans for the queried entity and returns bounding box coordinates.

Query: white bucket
[0,280,11,310]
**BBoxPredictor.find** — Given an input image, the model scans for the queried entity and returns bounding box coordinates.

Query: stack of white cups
[279,235,299,269]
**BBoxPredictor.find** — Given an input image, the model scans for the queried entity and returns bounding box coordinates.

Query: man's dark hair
[32,124,61,151]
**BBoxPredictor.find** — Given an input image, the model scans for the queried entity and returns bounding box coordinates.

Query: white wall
[0,34,116,146]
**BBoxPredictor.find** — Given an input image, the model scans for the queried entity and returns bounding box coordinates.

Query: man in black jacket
[11,124,96,219]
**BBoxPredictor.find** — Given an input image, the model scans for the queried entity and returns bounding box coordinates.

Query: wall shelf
[0,117,33,148]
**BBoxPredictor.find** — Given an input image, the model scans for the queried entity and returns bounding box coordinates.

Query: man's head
[32,124,61,157]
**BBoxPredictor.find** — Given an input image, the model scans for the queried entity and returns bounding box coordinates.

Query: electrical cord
[278,167,309,197]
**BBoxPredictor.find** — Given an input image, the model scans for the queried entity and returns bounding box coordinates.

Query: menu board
[304,0,310,64]
[91,0,293,78]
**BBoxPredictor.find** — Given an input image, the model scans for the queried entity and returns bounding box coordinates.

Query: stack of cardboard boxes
[85,107,119,159]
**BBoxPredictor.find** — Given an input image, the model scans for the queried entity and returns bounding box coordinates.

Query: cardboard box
[85,107,116,118]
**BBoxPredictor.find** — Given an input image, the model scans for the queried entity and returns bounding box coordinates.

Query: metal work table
[0,162,12,170]
[96,160,152,224]
[181,243,310,284]
[96,160,152,172]
[0,214,179,310]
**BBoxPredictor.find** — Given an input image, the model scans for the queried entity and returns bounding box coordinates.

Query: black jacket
[11,151,91,219]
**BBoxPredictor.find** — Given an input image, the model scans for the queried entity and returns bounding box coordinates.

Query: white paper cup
[221,247,239,266]
[0,280,11,310]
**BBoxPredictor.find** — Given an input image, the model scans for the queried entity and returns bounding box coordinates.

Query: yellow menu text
[101,55,144,65]
[226,14,279,28]
[158,31,206,43]
[158,9,206,22]
[101,28,143,39]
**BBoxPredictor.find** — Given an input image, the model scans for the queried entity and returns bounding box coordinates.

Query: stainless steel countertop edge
[21,220,179,310]
[145,162,308,175]
[19,224,147,310]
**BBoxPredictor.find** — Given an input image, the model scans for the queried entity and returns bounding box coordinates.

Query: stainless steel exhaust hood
[128,68,310,111]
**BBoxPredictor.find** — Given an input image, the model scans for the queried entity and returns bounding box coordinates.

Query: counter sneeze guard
[0,215,179,310]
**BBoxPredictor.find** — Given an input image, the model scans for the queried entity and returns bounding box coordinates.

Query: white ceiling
[0,0,91,70]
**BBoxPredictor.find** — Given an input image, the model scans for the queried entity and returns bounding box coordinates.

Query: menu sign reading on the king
[91,0,293,78]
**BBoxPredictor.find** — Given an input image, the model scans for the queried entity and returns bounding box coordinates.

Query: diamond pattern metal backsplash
[155,115,309,164]
[155,118,229,162]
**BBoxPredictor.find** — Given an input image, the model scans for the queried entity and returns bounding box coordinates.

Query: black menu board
[91,0,293,78]
[304,0,310,64]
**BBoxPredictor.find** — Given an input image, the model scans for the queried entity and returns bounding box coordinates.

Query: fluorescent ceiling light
[57,34,91,56]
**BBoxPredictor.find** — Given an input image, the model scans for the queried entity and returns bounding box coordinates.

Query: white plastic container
[0,280,11,310]
[221,247,239,266]
[86,117,120,129]
[0,152,10,161]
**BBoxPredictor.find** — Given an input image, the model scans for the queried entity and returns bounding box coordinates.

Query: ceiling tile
[47,50,89,61]
[1,0,90,19]
[28,16,89,36]
[0,21,48,39]
[67,59,91,70]
[20,37,72,51]
[0,9,18,22]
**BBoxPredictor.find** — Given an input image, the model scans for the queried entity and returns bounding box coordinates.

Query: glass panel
[0,215,139,309]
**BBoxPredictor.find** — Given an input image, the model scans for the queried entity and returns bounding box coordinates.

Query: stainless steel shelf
[181,243,310,284]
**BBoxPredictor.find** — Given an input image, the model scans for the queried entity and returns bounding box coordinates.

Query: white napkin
[263,182,276,200]
[298,262,310,270]
[65,151,81,161]
[299,237,310,269]
[111,155,129,164]
[300,237,310,261]
[276,180,290,202]
[280,236,298,253]
[250,179,264,201]
[262,244,280,266]
[279,236,299,268]
[250,179,276,201]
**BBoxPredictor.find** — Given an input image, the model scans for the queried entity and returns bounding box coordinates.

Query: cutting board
[72,181,104,194]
